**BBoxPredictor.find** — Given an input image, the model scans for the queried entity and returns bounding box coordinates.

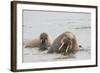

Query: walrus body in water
[25,32,52,51]
[48,32,80,56]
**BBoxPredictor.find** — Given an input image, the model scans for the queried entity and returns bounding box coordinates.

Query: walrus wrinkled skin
[48,32,80,56]
[25,33,52,50]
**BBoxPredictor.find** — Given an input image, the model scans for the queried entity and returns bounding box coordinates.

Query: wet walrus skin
[48,32,80,56]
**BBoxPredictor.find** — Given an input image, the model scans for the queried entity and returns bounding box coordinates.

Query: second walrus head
[39,32,49,51]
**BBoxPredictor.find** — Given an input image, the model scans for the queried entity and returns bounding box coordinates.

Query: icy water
[23,10,91,63]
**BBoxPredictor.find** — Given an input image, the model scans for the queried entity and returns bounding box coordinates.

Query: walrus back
[25,39,40,48]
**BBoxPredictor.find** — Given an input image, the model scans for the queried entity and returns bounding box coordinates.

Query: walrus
[24,32,52,50]
[48,32,80,56]
[39,33,49,51]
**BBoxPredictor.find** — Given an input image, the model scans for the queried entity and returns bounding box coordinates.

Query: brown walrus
[24,32,52,51]
[48,32,80,56]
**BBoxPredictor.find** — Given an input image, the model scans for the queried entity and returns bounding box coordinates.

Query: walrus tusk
[58,41,69,54]
[65,45,69,54]
[58,42,64,51]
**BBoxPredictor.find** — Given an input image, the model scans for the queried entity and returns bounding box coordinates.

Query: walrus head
[40,33,48,44]
[39,32,48,51]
